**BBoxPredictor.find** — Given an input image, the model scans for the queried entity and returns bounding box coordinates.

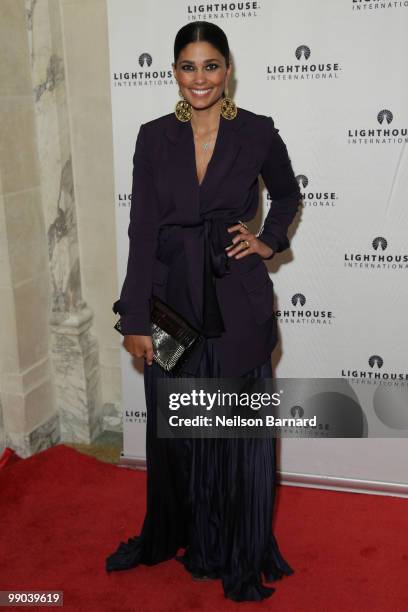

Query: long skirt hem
[105,339,294,602]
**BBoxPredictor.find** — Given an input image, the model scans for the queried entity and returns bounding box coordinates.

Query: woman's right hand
[124,335,154,366]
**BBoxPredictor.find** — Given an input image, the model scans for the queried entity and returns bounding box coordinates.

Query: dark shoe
[191,570,220,581]
[192,573,211,581]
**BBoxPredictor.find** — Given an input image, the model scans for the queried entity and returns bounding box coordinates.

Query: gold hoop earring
[175,88,192,122]
[221,86,237,120]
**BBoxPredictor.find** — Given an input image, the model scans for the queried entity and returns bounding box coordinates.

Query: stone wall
[0,0,122,457]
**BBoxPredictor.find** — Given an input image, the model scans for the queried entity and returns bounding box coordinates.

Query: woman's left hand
[226,222,273,260]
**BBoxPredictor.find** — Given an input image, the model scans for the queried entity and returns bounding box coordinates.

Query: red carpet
[0,443,407,611]
[0,447,23,470]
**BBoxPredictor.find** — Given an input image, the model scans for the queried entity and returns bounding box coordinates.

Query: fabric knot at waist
[160,217,239,339]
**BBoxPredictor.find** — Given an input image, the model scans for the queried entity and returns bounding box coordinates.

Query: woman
[106,21,301,602]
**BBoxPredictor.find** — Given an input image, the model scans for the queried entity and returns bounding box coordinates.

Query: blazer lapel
[165,108,247,218]
[164,109,247,325]
[165,117,200,224]
[199,109,247,207]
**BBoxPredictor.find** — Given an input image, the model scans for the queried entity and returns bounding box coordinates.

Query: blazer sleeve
[257,116,301,260]
[113,123,159,335]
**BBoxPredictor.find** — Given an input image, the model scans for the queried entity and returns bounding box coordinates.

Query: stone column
[0,1,59,456]
[27,0,102,443]
[0,0,103,456]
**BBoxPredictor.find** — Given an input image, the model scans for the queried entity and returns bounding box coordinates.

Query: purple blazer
[114,107,301,376]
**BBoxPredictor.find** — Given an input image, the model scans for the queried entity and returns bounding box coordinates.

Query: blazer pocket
[239,262,274,325]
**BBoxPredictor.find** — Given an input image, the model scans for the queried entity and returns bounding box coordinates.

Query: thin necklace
[193,133,215,152]
[202,140,214,151]
[192,125,218,151]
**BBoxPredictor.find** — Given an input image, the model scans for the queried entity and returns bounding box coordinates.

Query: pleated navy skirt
[106,338,294,602]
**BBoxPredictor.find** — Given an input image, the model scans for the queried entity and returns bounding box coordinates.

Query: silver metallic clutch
[113,295,203,374]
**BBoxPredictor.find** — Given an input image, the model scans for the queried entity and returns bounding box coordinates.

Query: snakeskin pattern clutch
[113,295,203,374]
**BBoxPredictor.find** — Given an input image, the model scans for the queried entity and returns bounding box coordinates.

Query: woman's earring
[175,88,192,122]
[221,86,237,120]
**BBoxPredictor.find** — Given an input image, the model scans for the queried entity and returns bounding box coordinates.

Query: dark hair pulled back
[174,21,230,67]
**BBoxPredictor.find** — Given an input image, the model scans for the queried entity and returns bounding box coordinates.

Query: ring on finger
[241,239,250,249]
[238,220,249,231]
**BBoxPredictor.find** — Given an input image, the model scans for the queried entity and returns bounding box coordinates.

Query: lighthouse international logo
[342,355,408,386]
[275,293,335,326]
[186,1,261,20]
[112,52,174,88]
[339,355,407,430]
[368,355,383,368]
[352,0,408,11]
[117,192,131,209]
[347,109,408,145]
[290,405,305,418]
[295,45,311,60]
[266,45,341,81]
[295,174,338,209]
[139,53,152,67]
[378,109,393,124]
[344,237,408,270]
[125,409,147,425]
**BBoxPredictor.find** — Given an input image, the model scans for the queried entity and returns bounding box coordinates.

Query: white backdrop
[107,0,408,494]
